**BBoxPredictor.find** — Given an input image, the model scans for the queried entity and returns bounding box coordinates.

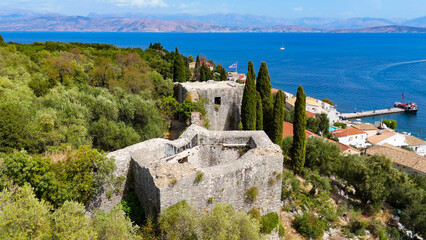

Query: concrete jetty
[341,108,405,119]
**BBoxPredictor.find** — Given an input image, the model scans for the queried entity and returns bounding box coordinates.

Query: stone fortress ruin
[91,125,283,218]
[175,81,244,130]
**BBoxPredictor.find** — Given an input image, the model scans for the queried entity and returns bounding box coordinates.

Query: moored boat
[393,93,418,113]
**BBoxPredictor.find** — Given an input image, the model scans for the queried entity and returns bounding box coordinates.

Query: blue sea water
[1,32,425,139]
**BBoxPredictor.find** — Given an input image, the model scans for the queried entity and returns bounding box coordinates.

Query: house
[283,121,360,155]
[405,135,426,157]
[352,123,379,138]
[227,72,246,82]
[368,130,426,156]
[189,61,214,71]
[286,96,340,124]
[366,144,425,176]
[332,127,368,148]
[367,130,405,146]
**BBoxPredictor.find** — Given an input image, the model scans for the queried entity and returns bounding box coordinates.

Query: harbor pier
[341,108,405,119]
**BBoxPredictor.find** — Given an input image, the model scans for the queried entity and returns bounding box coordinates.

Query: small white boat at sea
[280,42,285,50]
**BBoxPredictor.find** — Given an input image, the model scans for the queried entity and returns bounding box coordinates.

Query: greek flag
[229,62,238,69]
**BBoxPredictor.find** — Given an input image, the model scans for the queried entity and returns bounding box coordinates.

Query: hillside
[330,25,426,33]
[1,13,426,33]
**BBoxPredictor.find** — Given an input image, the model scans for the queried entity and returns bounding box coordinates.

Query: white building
[367,130,406,146]
[227,72,246,82]
[286,96,340,124]
[368,130,426,156]
[405,136,426,157]
[332,127,368,148]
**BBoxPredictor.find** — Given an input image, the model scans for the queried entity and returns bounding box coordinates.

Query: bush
[260,212,279,234]
[293,212,326,239]
[334,122,347,129]
[194,171,203,183]
[322,98,334,106]
[245,187,259,203]
[248,208,261,222]
[120,192,144,226]
[383,119,397,129]
[279,224,285,237]
[158,201,198,240]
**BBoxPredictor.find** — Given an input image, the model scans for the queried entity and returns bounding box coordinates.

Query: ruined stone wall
[159,146,283,214]
[89,125,283,219]
[176,81,244,131]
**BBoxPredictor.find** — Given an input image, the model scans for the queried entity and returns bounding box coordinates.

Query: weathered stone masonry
[89,125,283,218]
[175,81,244,130]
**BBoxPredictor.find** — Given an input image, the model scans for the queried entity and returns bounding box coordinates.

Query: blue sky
[2,0,425,19]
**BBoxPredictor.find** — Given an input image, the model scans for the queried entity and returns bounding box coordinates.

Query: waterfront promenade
[341,108,405,119]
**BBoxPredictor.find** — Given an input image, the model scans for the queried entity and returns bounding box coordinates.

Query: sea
[1,32,425,140]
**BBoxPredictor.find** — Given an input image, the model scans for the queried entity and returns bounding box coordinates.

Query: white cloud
[293,7,303,12]
[107,0,168,7]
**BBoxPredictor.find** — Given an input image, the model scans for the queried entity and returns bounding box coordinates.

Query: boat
[280,42,285,50]
[393,93,418,113]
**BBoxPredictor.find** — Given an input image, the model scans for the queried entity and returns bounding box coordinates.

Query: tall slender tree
[256,92,263,130]
[173,48,187,82]
[256,62,273,138]
[271,90,285,145]
[195,55,200,69]
[241,61,257,130]
[291,86,307,174]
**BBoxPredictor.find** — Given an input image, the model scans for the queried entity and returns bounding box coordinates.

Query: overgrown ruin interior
[90,125,283,218]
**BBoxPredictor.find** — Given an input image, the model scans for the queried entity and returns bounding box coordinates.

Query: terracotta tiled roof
[271,88,279,93]
[367,130,396,145]
[352,123,378,131]
[332,127,366,138]
[405,135,426,146]
[306,111,316,118]
[335,141,359,153]
[282,121,317,139]
[366,144,426,174]
[282,121,358,154]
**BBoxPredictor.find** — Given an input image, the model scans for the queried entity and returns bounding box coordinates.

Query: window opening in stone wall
[178,156,188,164]
[214,97,221,105]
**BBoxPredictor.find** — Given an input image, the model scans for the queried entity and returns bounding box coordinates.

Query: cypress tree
[271,90,285,145]
[199,63,208,82]
[195,55,200,69]
[241,61,257,130]
[256,62,273,138]
[256,92,263,130]
[173,48,187,82]
[291,86,307,174]
[0,34,3,44]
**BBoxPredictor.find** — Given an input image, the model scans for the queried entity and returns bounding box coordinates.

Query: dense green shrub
[120,192,145,226]
[334,122,347,129]
[293,212,326,239]
[0,184,140,240]
[245,186,259,203]
[260,212,279,234]
[0,146,115,207]
[383,119,397,129]
[158,201,198,240]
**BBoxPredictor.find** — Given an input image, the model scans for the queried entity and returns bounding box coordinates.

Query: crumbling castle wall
[89,125,283,218]
[175,81,244,131]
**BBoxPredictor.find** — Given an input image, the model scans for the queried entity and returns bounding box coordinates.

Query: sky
[1,0,425,19]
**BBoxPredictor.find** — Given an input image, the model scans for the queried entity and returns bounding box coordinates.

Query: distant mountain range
[1,10,426,33]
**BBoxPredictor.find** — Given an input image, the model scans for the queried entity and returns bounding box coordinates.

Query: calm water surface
[1,32,425,139]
